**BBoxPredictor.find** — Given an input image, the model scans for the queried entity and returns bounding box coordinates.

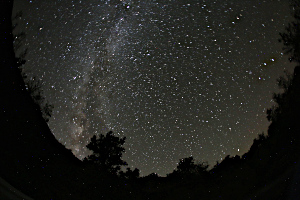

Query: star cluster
[13,0,295,176]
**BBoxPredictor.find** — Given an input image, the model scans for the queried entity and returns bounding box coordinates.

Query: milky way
[13,0,295,176]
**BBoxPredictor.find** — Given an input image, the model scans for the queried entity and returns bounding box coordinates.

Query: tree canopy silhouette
[267,0,300,132]
[11,11,53,123]
[84,131,128,175]
[119,167,140,180]
[279,0,300,63]
[167,156,209,179]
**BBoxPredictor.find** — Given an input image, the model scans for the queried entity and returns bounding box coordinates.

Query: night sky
[13,0,296,176]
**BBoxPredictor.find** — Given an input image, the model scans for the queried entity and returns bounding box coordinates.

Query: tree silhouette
[279,0,300,62]
[84,131,128,175]
[12,11,53,123]
[266,71,293,122]
[176,157,196,174]
[119,167,140,180]
[267,0,300,134]
[24,77,54,122]
[143,172,159,179]
[266,0,300,136]
[167,156,209,179]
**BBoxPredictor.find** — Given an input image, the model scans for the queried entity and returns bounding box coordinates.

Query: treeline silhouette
[1,0,300,199]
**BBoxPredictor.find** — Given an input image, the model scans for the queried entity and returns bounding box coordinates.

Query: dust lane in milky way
[13,0,295,176]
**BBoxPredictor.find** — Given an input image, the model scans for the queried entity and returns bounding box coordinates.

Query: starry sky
[13,0,296,176]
